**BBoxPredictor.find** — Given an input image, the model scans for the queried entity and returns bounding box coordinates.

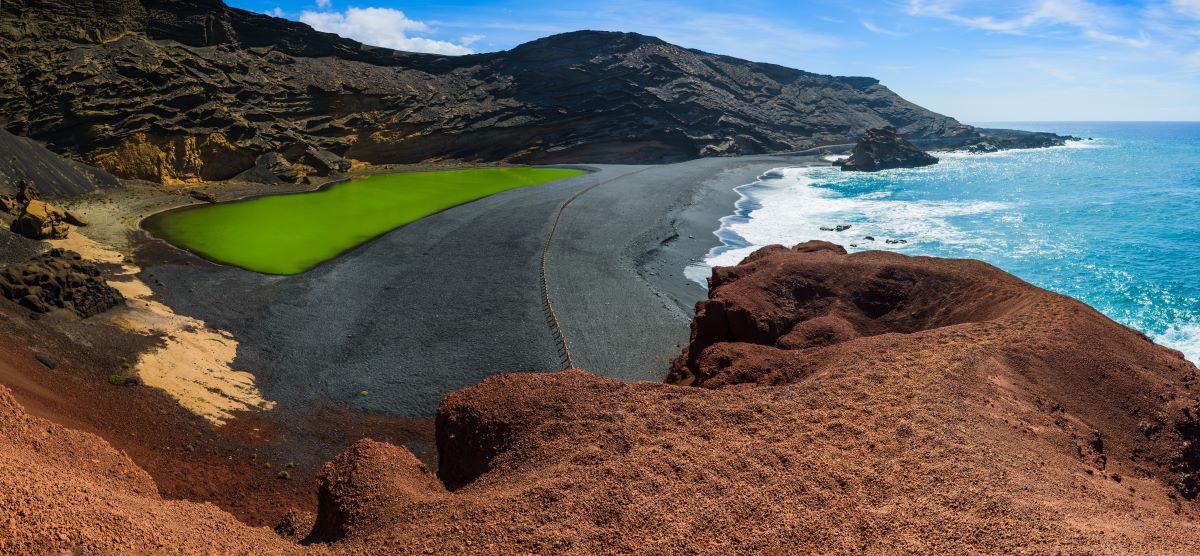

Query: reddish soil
[4,241,1200,554]
[0,298,432,529]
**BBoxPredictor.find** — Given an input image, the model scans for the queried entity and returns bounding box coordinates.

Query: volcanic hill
[0,0,1042,183]
[2,242,1199,553]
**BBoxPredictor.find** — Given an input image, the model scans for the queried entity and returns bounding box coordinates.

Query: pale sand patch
[48,232,275,425]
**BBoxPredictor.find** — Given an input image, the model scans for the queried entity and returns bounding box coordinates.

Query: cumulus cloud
[316,0,332,8]
[299,7,475,55]
[268,7,284,17]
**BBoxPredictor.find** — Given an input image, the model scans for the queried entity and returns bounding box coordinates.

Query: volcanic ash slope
[3,242,1200,554]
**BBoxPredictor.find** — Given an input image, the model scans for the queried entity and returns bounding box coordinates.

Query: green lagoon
[144,167,588,274]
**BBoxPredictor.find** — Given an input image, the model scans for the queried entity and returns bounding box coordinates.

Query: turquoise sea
[689,122,1200,363]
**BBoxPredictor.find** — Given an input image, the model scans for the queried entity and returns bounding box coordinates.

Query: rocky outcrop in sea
[835,126,939,172]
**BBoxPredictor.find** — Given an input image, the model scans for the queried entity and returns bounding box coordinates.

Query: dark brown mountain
[0,0,1017,183]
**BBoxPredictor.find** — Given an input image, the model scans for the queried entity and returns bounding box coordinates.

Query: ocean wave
[686,165,1016,284]
[1156,323,1200,364]
[938,139,1106,160]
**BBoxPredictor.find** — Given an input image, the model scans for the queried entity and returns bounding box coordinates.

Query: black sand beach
[139,154,819,419]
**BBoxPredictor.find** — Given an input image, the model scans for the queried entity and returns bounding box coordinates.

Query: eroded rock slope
[1,0,980,182]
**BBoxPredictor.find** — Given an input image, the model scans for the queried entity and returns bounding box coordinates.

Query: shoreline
[138,166,597,277]
[128,155,822,421]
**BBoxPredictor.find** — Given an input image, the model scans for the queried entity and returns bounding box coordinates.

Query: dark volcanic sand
[138,155,818,419]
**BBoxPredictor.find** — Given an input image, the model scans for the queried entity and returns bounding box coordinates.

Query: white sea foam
[939,139,1106,160]
[685,165,1015,285]
[1156,323,1200,365]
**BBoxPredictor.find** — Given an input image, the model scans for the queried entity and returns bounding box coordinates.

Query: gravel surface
[140,155,819,418]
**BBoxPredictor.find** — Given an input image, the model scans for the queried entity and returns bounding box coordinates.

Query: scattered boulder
[61,210,88,227]
[834,126,938,172]
[0,248,125,317]
[968,142,999,153]
[12,199,71,239]
[16,180,40,205]
[886,238,908,245]
[819,224,852,232]
[284,146,350,177]
[238,152,299,183]
[0,194,18,215]
[188,191,217,204]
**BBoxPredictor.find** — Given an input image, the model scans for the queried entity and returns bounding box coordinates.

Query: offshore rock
[835,126,938,172]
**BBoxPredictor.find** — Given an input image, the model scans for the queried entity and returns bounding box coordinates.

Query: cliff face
[5,242,1200,553]
[0,0,970,182]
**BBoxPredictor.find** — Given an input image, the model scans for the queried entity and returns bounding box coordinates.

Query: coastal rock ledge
[835,126,939,171]
[3,243,1200,553]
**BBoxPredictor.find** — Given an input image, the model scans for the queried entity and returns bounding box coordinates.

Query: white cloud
[861,20,906,37]
[315,0,331,8]
[1172,0,1200,18]
[907,0,1150,46]
[268,7,284,18]
[299,7,474,55]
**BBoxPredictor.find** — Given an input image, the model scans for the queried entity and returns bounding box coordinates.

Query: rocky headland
[2,242,1199,553]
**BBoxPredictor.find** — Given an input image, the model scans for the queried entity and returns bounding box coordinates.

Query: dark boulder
[16,180,39,205]
[35,353,56,369]
[287,147,351,177]
[188,191,217,204]
[238,152,299,183]
[835,126,938,172]
[0,248,125,317]
[0,195,18,215]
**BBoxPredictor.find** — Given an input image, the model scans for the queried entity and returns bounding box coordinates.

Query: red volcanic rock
[309,439,445,543]
[4,241,1200,554]
[0,385,301,554]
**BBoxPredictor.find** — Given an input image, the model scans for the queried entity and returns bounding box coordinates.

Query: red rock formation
[3,242,1200,553]
[0,385,301,554]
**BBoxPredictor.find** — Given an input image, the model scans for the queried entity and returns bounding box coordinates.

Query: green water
[145,167,588,274]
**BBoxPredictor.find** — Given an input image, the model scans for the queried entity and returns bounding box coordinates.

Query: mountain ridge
[0,0,1046,183]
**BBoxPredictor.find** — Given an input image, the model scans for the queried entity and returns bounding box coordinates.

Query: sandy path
[49,232,274,424]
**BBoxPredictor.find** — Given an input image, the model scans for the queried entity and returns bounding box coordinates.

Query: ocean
[687,122,1200,363]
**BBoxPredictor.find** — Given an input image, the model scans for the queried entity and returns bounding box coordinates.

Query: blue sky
[228,0,1200,121]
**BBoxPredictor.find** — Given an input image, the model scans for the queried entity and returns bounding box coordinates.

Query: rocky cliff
[0,0,983,182]
[4,242,1200,553]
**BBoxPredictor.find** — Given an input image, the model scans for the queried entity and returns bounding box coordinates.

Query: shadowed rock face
[0,0,977,182]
